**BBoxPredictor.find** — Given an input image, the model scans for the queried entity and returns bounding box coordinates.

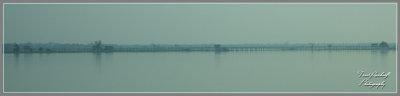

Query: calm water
[4,50,397,92]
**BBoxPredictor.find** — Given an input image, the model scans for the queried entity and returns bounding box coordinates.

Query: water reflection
[379,50,390,69]
[370,50,391,70]
[214,51,229,67]
[310,50,315,67]
[4,50,396,92]
[92,52,114,73]
[214,51,221,63]
[13,53,20,70]
[214,51,223,69]
[104,52,114,64]
[93,52,102,72]
[23,53,32,63]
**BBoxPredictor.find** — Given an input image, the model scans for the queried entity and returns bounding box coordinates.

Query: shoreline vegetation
[4,41,396,53]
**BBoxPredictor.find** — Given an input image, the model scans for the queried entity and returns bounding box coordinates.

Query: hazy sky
[4,4,397,44]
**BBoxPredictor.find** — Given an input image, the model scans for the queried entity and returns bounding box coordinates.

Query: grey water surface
[4,50,397,92]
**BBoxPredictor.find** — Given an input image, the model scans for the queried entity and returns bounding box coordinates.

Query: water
[4,50,397,92]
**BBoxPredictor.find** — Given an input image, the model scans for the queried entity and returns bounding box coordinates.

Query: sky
[4,4,397,44]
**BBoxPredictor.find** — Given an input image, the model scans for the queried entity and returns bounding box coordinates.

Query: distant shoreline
[4,47,396,54]
[4,41,396,54]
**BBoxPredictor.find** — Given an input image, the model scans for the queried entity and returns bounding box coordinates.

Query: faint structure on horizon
[309,43,315,50]
[13,43,19,52]
[23,45,33,52]
[104,46,114,51]
[39,47,44,52]
[327,44,332,50]
[371,43,379,49]
[214,44,221,50]
[3,41,396,53]
[214,44,228,51]
[46,48,51,52]
[379,41,389,49]
[92,40,103,51]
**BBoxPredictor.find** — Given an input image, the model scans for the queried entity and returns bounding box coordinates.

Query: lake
[4,50,397,92]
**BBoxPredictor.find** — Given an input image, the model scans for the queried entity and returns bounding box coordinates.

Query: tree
[379,41,389,49]
[92,40,103,51]
[13,43,19,52]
